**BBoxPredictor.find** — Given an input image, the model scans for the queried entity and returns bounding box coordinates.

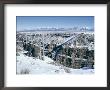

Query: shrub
[20,68,30,74]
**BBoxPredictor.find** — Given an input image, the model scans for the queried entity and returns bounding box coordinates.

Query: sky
[16,16,94,31]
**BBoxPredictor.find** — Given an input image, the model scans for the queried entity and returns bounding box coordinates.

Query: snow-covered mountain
[16,30,94,74]
[17,27,94,32]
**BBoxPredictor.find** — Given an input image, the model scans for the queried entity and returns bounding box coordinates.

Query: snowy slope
[17,51,94,75]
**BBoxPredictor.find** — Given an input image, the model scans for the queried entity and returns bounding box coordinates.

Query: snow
[69,45,88,48]
[17,51,94,75]
[88,42,94,50]
[17,51,66,74]
[17,31,94,75]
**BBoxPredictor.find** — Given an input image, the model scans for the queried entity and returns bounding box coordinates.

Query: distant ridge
[17,27,94,32]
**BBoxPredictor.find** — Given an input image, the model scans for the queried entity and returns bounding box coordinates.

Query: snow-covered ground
[17,51,94,75]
